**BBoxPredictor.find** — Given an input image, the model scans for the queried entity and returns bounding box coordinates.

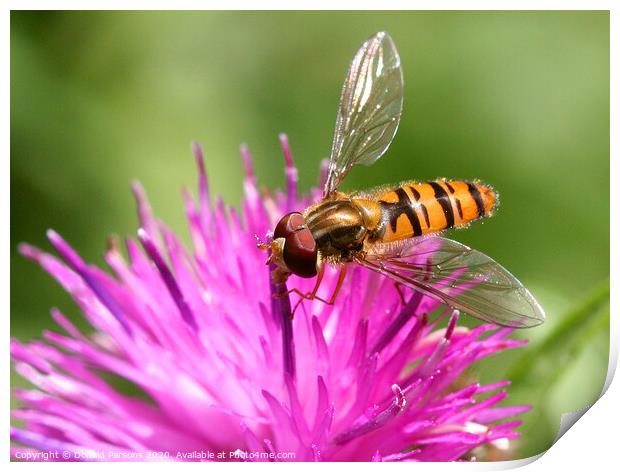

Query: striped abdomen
[365,180,497,243]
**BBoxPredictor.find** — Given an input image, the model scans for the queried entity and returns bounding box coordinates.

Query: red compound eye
[274,212,305,239]
[283,228,318,278]
[272,212,318,278]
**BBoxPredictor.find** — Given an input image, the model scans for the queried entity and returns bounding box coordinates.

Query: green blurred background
[11,11,609,460]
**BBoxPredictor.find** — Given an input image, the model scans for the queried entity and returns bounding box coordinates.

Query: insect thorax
[304,199,368,260]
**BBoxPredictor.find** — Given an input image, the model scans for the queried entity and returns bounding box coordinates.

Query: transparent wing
[358,237,546,328]
[323,31,404,197]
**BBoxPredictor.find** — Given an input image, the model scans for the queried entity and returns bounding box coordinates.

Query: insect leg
[326,265,347,305]
[394,282,407,306]
[288,266,348,315]
[389,257,432,307]
[289,266,326,315]
[308,265,326,299]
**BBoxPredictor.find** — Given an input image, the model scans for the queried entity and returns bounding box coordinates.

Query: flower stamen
[332,382,408,445]
[46,230,133,335]
[269,263,296,380]
[279,133,298,211]
[371,290,424,354]
[137,228,198,331]
[192,141,210,213]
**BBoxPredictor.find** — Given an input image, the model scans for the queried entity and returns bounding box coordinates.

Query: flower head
[11,136,530,461]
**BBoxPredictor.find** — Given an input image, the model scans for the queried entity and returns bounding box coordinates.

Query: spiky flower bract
[11,136,530,462]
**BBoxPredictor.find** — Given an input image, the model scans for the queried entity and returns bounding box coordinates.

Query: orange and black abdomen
[370,180,497,243]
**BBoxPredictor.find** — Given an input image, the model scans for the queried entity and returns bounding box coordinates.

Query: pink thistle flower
[11,137,531,462]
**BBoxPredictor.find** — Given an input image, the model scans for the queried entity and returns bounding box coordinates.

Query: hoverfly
[262,31,545,328]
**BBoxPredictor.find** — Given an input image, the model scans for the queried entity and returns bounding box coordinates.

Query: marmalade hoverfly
[261,32,545,328]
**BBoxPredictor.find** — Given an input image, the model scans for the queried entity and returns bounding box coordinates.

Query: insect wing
[324,31,404,197]
[358,237,546,328]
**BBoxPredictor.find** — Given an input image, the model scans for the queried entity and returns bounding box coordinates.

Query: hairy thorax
[303,194,383,263]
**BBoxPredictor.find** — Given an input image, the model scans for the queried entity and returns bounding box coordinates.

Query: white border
[4,3,616,469]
